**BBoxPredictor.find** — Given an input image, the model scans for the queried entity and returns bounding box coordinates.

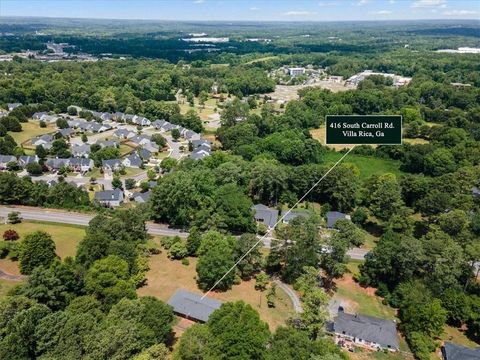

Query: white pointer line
[201,145,357,300]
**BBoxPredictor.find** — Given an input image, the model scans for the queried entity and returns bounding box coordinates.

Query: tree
[26,162,43,176]
[19,231,57,275]
[255,273,269,291]
[196,231,235,291]
[81,133,88,143]
[3,229,19,241]
[84,255,137,309]
[173,324,211,360]
[8,211,21,224]
[168,241,188,260]
[364,173,404,221]
[160,157,177,172]
[125,178,136,190]
[186,227,202,256]
[56,118,69,129]
[206,301,270,359]
[134,344,169,360]
[151,133,167,148]
[112,176,122,190]
[294,288,329,340]
[35,145,48,160]
[171,128,180,141]
[235,233,263,280]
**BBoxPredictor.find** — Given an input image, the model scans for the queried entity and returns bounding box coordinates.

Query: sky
[0,0,479,22]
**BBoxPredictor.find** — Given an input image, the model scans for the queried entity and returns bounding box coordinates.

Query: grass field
[138,246,295,330]
[350,351,414,360]
[334,275,397,321]
[440,325,478,348]
[9,121,55,145]
[0,279,18,296]
[0,221,85,275]
[323,152,403,180]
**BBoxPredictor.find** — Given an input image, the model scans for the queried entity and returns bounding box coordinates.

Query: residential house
[57,128,75,138]
[252,204,279,230]
[191,139,212,150]
[137,148,152,161]
[142,141,159,154]
[94,189,124,207]
[113,128,135,139]
[442,342,480,360]
[7,103,22,111]
[45,179,58,187]
[130,134,152,146]
[190,147,210,160]
[0,155,17,169]
[132,190,151,203]
[161,122,173,132]
[332,310,399,351]
[45,158,70,171]
[32,112,59,123]
[123,153,142,168]
[167,289,222,323]
[88,122,112,133]
[102,159,122,172]
[71,144,91,158]
[32,112,48,120]
[18,155,39,168]
[152,119,166,129]
[185,130,200,141]
[132,116,151,127]
[32,134,54,150]
[96,140,119,148]
[69,158,94,172]
[282,211,310,224]
[326,211,351,229]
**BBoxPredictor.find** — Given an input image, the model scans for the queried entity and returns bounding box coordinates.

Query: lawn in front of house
[9,120,56,146]
[0,221,85,274]
[333,274,397,321]
[137,245,295,330]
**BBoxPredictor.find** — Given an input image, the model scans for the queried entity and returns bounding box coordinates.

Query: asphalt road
[0,206,369,259]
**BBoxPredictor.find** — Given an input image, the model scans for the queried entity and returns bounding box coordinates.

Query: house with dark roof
[94,189,124,207]
[45,158,70,171]
[282,211,310,225]
[69,158,94,172]
[137,148,152,161]
[7,103,22,111]
[101,159,122,171]
[332,310,399,351]
[18,155,39,168]
[253,204,279,229]
[113,128,135,139]
[57,128,75,138]
[71,144,91,158]
[152,119,166,129]
[326,211,351,229]
[167,288,222,323]
[0,155,17,169]
[96,139,119,149]
[32,134,54,150]
[191,139,212,149]
[132,190,151,203]
[123,153,142,168]
[442,342,480,360]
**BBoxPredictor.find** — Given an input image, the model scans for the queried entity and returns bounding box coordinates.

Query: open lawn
[333,275,397,321]
[0,279,19,297]
[0,221,85,263]
[138,247,295,330]
[10,121,55,146]
[323,152,403,181]
[349,351,414,360]
[440,325,479,348]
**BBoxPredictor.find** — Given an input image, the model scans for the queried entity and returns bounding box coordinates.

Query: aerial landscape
[0,0,479,359]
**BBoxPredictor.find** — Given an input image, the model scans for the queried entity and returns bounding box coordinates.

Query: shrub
[181,258,190,266]
[160,236,181,250]
[168,241,188,260]
[3,229,19,241]
[7,211,21,224]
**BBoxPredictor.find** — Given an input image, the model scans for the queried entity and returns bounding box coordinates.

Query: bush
[3,229,19,241]
[7,211,21,224]
[160,236,181,250]
[168,241,188,260]
[39,120,47,128]
[181,258,190,266]
[407,332,436,360]
[26,162,43,176]
[0,242,9,258]
[257,223,268,235]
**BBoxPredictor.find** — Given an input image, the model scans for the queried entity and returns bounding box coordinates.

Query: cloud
[374,10,393,15]
[412,0,446,8]
[193,0,205,3]
[443,9,478,15]
[283,11,318,16]
[249,6,259,11]
[318,1,338,6]
[389,0,395,4]
[357,0,369,5]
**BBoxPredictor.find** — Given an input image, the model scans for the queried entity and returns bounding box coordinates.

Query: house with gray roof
[167,288,222,323]
[123,153,142,168]
[113,128,135,139]
[326,211,351,229]
[142,142,159,153]
[132,190,151,203]
[333,310,399,351]
[0,155,17,169]
[191,139,212,149]
[46,158,70,171]
[7,103,22,111]
[282,211,310,225]
[57,128,75,138]
[137,148,152,161]
[253,204,279,229]
[442,342,480,360]
[132,116,151,127]
[32,134,54,149]
[71,144,91,158]
[161,122,173,132]
[130,134,152,146]
[190,147,210,160]
[18,155,39,168]
[96,139,119,148]
[152,119,166,129]
[94,189,124,207]
[102,159,122,171]
[69,158,94,172]
[89,122,111,133]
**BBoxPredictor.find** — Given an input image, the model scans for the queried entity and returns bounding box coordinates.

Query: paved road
[0,206,188,238]
[0,206,369,258]
[274,279,302,313]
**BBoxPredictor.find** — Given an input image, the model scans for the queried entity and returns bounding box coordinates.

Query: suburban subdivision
[0,2,479,360]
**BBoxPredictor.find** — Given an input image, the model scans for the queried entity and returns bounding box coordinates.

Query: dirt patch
[0,258,21,276]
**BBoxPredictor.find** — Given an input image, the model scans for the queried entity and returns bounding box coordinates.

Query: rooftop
[167,288,222,323]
